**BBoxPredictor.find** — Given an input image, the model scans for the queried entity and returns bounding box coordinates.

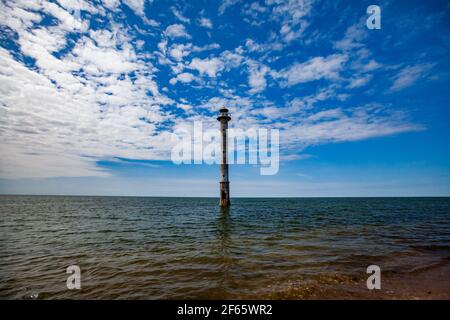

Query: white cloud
[177,103,193,112]
[41,1,89,31]
[283,105,424,148]
[69,37,138,74]
[192,43,220,52]
[248,63,269,93]
[188,57,224,77]
[198,17,213,29]
[277,54,347,86]
[218,0,239,15]
[390,64,434,92]
[168,43,191,61]
[268,0,312,42]
[244,38,283,53]
[220,50,245,69]
[334,23,367,52]
[285,86,337,114]
[347,74,372,89]
[164,24,190,39]
[243,1,267,16]
[157,39,168,53]
[279,21,309,42]
[245,39,262,52]
[122,0,153,18]
[361,59,382,72]
[250,1,266,12]
[169,72,196,85]
[171,7,190,24]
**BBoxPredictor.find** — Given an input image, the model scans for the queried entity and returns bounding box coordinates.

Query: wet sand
[266,259,450,300]
[363,260,450,300]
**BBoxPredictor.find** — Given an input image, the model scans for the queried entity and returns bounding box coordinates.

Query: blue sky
[0,0,449,196]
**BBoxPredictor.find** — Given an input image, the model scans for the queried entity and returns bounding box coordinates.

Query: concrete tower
[217,108,231,207]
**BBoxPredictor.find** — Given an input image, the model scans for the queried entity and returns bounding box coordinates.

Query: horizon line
[1,193,449,199]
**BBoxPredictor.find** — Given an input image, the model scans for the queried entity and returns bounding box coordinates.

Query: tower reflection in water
[213,207,236,296]
[216,207,232,254]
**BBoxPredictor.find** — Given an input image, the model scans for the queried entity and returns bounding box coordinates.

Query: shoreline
[361,259,450,300]
[267,259,450,300]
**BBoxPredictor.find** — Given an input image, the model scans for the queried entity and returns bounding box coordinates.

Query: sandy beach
[265,259,450,300]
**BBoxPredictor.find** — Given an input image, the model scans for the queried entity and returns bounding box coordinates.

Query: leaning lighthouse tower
[217,108,231,207]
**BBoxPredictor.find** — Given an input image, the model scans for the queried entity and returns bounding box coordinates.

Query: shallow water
[0,196,449,299]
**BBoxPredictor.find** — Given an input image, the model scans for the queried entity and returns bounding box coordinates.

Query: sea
[0,196,449,299]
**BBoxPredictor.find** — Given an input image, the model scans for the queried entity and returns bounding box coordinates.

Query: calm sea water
[0,196,449,299]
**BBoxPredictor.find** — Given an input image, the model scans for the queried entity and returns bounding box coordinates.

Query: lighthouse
[217,108,231,207]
